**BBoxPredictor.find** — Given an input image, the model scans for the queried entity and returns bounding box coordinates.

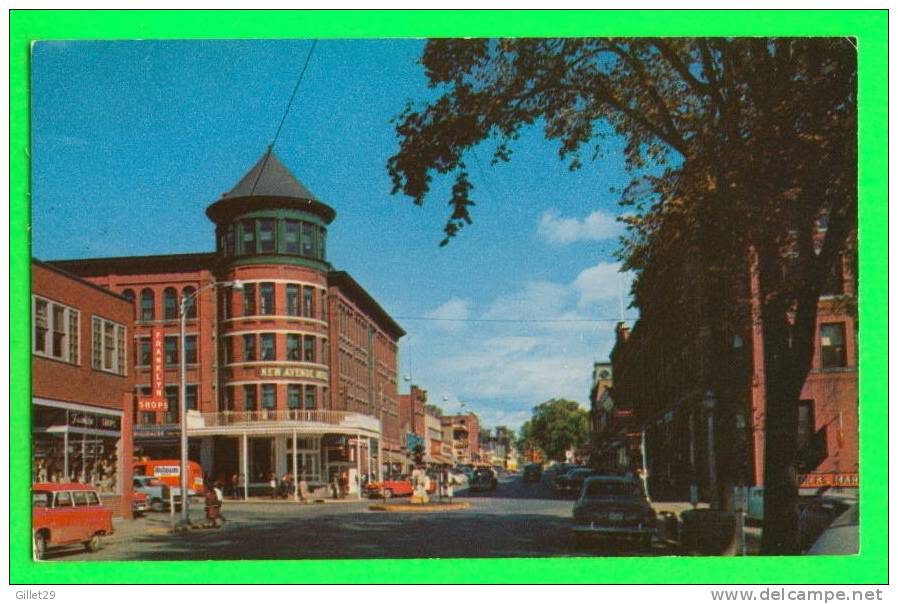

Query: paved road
[51,472,676,561]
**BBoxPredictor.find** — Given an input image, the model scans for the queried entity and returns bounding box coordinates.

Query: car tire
[383,489,393,499]
[150,499,165,512]
[33,532,47,561]
[84,534,102,553]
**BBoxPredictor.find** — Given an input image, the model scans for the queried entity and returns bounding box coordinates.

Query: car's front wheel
[150,498,165,512]
[33,532,47,560]
[84,533,103,553]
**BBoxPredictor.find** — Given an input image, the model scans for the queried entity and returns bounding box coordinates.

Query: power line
[250,39,318,196]
[394,316,638,324]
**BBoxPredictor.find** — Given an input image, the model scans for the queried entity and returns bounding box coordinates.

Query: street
[52,472,677,561]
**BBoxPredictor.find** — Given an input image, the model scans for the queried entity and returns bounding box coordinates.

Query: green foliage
[522,399,589,462]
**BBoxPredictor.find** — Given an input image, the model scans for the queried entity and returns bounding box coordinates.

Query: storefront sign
[138,326,167,412]
[798,472,859,488]
[66,410,121,432]
[257,366,328,380]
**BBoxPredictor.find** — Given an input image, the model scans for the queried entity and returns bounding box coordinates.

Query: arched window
[140,289,155,322]
[163,287,178,320]
[182,286,197,319]
[121,289,136,319]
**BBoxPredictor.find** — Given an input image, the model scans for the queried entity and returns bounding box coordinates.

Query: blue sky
[32,39,637,431]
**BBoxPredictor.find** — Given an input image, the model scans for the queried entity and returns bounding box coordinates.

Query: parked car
[572,476,656,550]
[363,476,436,499]
[133,459,204,497]
[745,487,854,551]
[808,501,859,555]
[133,475,171,512]
[32,483,114,560]
[132,490,149,516]
[554,467,595,497]
[523,463,543,483]
[469,467,498,491]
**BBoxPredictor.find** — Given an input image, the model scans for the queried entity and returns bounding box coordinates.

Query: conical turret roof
[223,149,319,201]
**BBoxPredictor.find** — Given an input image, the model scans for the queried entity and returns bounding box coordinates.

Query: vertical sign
[138,326,167,412]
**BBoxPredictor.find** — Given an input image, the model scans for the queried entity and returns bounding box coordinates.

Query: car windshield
[32,491,51,508]
[474,469,492,477]
[584,480,643,498]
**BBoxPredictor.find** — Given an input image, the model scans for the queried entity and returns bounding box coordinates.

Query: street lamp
[177,279,242,527]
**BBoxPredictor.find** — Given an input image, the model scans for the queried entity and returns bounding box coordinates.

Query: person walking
[269,473,278,499]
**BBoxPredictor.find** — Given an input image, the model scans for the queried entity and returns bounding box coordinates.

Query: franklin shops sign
[257,366,328,380]
[67,411,121,432]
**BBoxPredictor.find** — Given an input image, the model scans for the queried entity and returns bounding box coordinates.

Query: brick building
[440,413,480,464]
[49,151,404,496]
[31,260,134,518]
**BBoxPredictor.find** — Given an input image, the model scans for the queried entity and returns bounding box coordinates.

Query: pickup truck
[133,476,171,512]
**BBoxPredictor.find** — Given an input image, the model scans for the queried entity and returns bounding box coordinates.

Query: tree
[388,38,856,554]
[523,399,589,462]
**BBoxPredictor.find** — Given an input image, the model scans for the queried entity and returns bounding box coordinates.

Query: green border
[10,9,888,584]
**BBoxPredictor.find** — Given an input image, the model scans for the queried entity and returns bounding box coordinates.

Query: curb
[368,502,471,512]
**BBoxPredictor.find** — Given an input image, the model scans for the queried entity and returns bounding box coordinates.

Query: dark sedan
[572,476,656,550]
[522,463,543,483]
[469,467,498,491]
[554,467,596,497]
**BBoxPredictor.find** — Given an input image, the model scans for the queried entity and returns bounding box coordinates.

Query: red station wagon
[364,476,438,499]
[32,483,114,560]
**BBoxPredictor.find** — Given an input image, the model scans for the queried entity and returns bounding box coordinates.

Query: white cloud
[573,261,635,309]
[424,297,472,333]
[538,209,621,245]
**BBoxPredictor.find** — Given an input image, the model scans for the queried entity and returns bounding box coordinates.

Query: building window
[303,286,315,318]
[224,386,235,412]
[164,386,179,423]
[163,287,178,320]
[285,220,301,254]
[317,227,326,260]
[320,338,329,366]
[304,385,316,410]
[321,292,328,322]
[222,336,233,364]
[91,316,126,375]
[286,284,300,316]
[182,286,197,319]
[820,322,847,368]
[243,334,257,361]
[244,384,257,411]
[164,335,179,366]
[262,384,276,410]
[287,384,301,409]
[136,337,151,366]
[241,219,256,255]
[222,287,233,320]
[261,333,276,361]
[259,218,276,253]
[260,283,275,315]
[137,386,155,424]
[33,296,80,365]
[186,385,198,411]
[302,222,316,257]
[821,255,845,297]
[287,334,300,361]
[303,335,315,363]
[224,225,235,256]
[243,283,256,316]
[140,289,155,321]
[185,335,197,364]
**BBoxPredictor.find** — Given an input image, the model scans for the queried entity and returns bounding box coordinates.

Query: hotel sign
[138,326,167,412]
[256,366,329,381]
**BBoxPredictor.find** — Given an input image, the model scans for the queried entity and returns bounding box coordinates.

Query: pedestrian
[339,469,349,499]
[330,470,340,499]
[237,473,245,499]
[269,473,278,499]
[230,473,238,498]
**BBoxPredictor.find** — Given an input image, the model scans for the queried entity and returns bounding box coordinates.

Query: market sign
[798,472,859,488]
[138,326,167,412]
[257,366,328,380]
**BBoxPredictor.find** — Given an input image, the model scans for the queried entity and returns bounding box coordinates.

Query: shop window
[259,219,276,253]
[244,385,257,411]
[33,296,80,365]
[262,384,277,410]
[182,286,197,319]
[287,334,300,361]
[164,386,179,423]
[164,335,179,366]
[303,335,315,363]
[285,220,301,254]
[163,287,178,320]
[243,334,257,361]
[304,385,316,410]
[286,284,300,316]
[301,222,315,257]
[820,322,847,368]
[287,384,301,409]
[91,316,126,375]
[140,289,155,321]
[260,283,275,315]
[261,333,276,361]
[303,286,315,318]
[241,219,256,255]
[185,335,198,364]
[243,283,256,316]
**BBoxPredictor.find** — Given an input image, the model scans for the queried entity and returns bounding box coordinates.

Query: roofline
[47,252,218,277]
[206,195,336,225]
[327,270,405,339]
[32,258,134,302]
